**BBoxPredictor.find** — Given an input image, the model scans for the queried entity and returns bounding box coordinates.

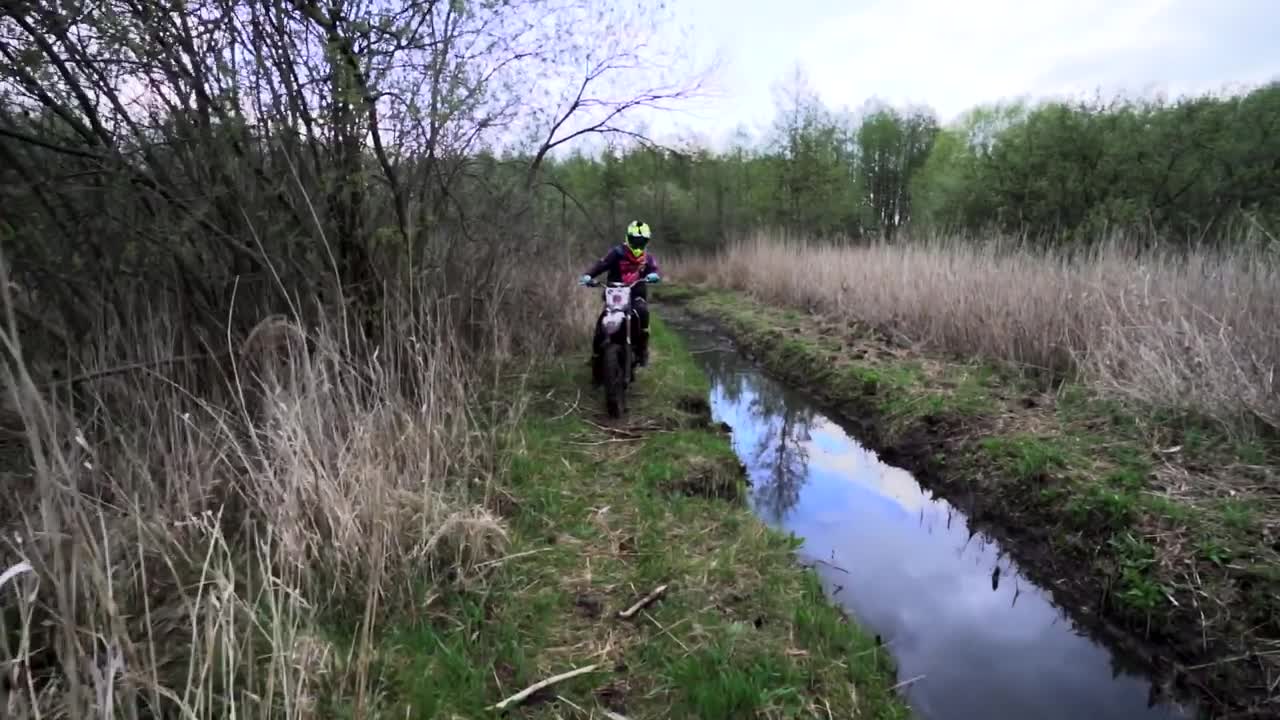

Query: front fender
[600,310,626,336]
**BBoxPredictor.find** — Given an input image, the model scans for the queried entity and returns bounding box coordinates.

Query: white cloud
[651,0,1280,143]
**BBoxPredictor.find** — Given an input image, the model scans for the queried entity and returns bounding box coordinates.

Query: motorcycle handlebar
[581,277,656,288]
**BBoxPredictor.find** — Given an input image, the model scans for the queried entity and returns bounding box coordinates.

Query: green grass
[1107,532,1167,614]
[376,318,908,718]
[979,434,1072,480]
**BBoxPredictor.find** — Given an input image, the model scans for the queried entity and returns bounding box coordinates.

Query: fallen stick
[488,664,600,711]
[582,418,646,437]
[601,711,633,720]
[813,558,850,574]
[643,609,689,652]
[474,547,553,570]
[888,674,925,692]
[556,694,587,714]
[565,437,643,446]
[550,390,582,420]
[617,584,669,619]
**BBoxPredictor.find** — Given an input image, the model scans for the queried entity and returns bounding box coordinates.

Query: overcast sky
[649,0,1280,145]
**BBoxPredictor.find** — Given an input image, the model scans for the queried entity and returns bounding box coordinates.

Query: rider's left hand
[645,273,661,284]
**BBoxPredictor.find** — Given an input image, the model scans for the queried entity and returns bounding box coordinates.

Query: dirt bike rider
[579,220,662,370]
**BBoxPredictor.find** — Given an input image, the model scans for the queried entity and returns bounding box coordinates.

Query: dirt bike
[583,277,651,418]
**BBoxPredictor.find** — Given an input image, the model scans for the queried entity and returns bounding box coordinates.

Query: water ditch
[667,312,1194,720]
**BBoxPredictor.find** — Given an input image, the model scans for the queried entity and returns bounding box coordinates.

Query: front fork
[592,311,629,383]
[593,313,634,378]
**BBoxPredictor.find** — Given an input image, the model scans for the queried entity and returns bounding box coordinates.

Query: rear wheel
[603,342,629,418]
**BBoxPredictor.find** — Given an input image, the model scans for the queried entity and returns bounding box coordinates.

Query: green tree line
[538,71,1280,250]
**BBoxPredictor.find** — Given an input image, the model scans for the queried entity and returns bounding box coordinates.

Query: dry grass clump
[0,262,594,718]
[679,231,1280,431]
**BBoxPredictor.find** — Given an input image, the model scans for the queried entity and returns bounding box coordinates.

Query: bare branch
[489,664,602,711]
[522,8,709,189]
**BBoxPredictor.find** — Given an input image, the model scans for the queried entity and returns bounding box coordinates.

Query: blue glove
[645,272,661,284]
[579,274,592,286]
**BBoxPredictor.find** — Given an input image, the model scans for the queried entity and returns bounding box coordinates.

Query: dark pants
[593,296,649,364]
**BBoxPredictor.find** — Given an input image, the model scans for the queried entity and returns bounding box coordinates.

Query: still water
[672,317,1192,720]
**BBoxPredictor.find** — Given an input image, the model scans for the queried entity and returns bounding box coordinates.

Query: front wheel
[602,342,629,418]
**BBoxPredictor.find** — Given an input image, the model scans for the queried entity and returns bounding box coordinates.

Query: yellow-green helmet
[625,221,651,257]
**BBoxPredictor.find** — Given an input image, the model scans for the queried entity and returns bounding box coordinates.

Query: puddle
[670,316,1193,720]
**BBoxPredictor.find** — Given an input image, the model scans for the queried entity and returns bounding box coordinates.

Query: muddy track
[662,298,1274,720]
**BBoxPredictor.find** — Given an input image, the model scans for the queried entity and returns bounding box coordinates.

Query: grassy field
[661,278,1280,718]
[679,233,1280,433]
[376,318,908,718]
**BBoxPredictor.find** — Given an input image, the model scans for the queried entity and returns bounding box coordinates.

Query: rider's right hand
[579,274,592,286]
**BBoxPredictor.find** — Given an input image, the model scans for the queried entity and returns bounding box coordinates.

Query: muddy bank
[659,287,1280,720]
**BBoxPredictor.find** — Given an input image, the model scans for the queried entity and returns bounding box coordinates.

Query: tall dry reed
[679,232,1280,431]
[0,259,595,718]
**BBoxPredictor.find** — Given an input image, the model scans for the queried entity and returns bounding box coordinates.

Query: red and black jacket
[583,245,660,298]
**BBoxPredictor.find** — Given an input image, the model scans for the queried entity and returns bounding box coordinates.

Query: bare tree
[0,0,706,358]
[522,0,710,190]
